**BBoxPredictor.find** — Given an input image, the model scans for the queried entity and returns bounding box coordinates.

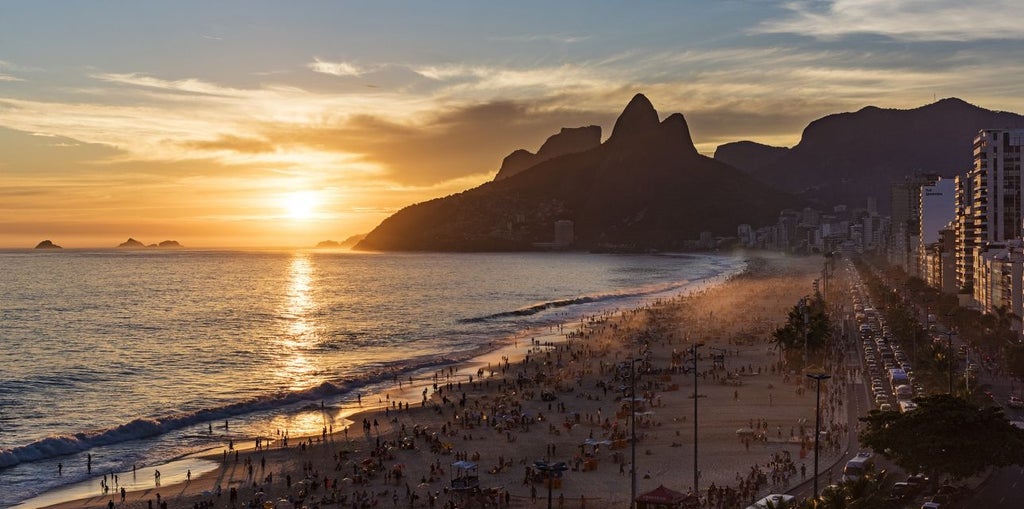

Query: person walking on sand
[186,469,191,483]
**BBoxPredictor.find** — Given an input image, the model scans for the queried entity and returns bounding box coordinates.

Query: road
[787,258,1024,508]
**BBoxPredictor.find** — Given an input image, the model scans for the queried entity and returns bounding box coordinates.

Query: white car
[747,494,795,509]
[1008,396,1024,409]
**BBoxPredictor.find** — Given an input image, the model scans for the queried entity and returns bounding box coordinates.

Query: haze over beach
[3,1,1024,248]
[6,2,1024,509]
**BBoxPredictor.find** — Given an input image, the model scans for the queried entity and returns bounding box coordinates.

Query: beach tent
[450,460,479,491]
[636,485,698,509]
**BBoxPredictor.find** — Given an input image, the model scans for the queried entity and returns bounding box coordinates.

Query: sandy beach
[32,252,849,509]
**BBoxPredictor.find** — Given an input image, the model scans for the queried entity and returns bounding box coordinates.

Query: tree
[771,296,832,354]
[1006,344,1024,387]
[858,394,1024,487]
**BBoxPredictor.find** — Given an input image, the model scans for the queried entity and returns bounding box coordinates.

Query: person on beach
[58,462,62,476]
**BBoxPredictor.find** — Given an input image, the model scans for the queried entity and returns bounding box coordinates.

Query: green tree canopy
[771,296,832,353]
[858,394,1024,484]
[1006,344,1024,385]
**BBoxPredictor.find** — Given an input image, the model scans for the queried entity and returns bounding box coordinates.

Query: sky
[3,0,1024,248]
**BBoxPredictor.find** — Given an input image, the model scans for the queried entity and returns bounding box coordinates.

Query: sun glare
[280,190,319,220]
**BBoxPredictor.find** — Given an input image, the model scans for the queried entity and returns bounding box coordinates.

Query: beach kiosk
[636,485,699,509]
[450,460,480,492]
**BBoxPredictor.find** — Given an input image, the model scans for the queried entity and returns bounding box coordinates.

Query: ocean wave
[457,280,693,324]
[0,350,488,471]
[0,379,348,470]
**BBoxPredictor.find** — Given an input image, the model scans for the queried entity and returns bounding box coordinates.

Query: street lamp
[946,329,956,395]
[800,298,810,372]
[629,358,643,509]
[692,342,704,495]
[534,460,568,509]
[806,372,831,501]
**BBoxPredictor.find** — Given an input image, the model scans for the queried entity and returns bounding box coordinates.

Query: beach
[31,252,848,509]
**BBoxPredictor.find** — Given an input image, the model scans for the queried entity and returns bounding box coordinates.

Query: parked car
[1008,396,1024,408]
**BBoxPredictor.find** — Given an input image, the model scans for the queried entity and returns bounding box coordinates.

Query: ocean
[0,249,743,507]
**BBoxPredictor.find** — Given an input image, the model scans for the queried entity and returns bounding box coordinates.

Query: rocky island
[34,240,62,249]
[118,238,146,248]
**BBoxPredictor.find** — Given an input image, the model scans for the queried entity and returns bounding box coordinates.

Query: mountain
[34,240,62,249]
[716,98,1024,211]
[493,125,601,181]
[158,240,182,248]
[713,141,788,174]
[355,94,799,252]
[338,234,367,249]
[118,238,145,248]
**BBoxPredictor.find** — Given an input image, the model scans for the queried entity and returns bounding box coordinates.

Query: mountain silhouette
[716,98,1024,211]
[494,126,601,181]
[356,94,798,251]
[714,141,788,175]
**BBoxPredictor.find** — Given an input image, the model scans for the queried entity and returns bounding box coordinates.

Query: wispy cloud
[308,58,365,77]
[490,33,589,44]
[0,60,28,81]
[93,73,248,96]
[758,0,1024,41]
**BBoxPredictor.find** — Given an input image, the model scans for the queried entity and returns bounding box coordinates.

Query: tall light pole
[946,329,956,395]
[534,460,567,509]
[800,298,809,372]
[629,358,642,509]
[692,342,704,494]
[807,372,831,501]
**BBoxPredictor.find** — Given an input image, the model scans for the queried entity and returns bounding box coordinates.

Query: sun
[279,190,319,220]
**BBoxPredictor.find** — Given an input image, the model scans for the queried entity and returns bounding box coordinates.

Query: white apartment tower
[918,178,955,280]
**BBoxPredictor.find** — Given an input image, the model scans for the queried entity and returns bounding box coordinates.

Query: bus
[888,368,909,387]
[842,452,874,482]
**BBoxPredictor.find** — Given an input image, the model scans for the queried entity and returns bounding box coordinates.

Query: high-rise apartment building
[966,129,1024,307]
[954,174,975,293]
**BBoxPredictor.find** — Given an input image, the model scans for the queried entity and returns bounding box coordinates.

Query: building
[890,174,940,274]
[968,129,1024,306]
[954,174,975,296]
[917,177,956,281]
[553,220,574,247]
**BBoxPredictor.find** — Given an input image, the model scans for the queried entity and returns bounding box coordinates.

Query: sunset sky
[3,0,1024,248]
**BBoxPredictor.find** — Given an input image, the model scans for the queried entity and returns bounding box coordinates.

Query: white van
[842,452,874,482]
[894,384,913,400]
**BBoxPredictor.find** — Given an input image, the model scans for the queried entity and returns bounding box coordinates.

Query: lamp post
[946,329,956,395]
[629,358,643,509]
[692,342,704,494]
[534,460,568,509]
[800,298,809,372]
[806,372,831,501]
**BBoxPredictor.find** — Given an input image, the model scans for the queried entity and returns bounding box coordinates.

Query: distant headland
[117,238,183,249]
[315,234,366,249]
[34,240,62,249]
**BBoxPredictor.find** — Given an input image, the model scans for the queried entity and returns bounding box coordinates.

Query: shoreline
[21,251,846,509]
